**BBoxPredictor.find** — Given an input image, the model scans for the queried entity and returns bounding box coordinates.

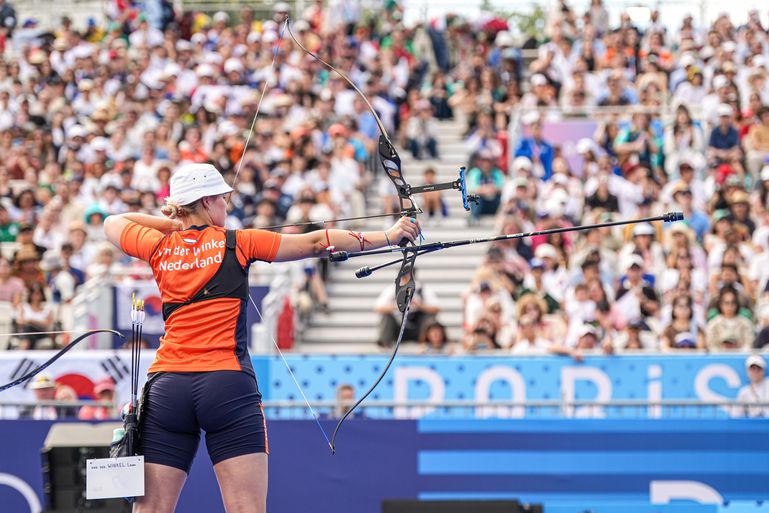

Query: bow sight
[405,167,480,212]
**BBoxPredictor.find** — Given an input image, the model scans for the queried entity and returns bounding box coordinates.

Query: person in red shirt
[78,377,119,420]
[104,163,419,513]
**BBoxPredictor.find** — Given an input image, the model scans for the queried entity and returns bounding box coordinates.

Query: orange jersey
[120,223,281,374]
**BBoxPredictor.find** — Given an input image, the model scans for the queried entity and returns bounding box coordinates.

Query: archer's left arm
[273,217,421,262]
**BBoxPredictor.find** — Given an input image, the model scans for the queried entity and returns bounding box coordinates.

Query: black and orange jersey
[120,223,281,375]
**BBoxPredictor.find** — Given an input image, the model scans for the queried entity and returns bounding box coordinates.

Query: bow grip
[396,282,414,313]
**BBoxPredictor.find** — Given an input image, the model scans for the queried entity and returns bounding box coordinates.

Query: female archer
[104,163,420,513]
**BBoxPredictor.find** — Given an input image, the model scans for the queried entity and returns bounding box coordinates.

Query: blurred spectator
[665,183,709,240]
[732,355,769,418]
[0,204,18,241]
[660,294,705,351]
[86,242,118,280]
[0,0,16,54]
[585,175,619,213]
[375,270,440,347]
[515,293,564,346]
[0,255,24,305]
[598,70,636,107]
[63,221,91,269]
[619,223,665,277]
[520,257,561,313]
[707,104,744,175]
[514,113,554,180]
[530,242,569,305]
[334,384,362,419]
[418,321,455,355]
[465,109,503,165]
[13,281,54,349]
[573,323,614,358]
[613,319,656,352]
[406,100,439,160]
[745,106,769,182]
[420,168,448,222]
[705,287,754,351]
[511,313,553,355]
[53,386,79,419]
[468,247,517,311]
[615,254,660,326]
[426,71,454,120]
[755,304,769,350]
[13,245,45,288]
[563,282,596,342]
[18,374,57,420]
[663,105,706,179]
[466,150,504,221]
[461,315,500,352]
[42,250,76,304]
[615,112,661,177]
[14,223,46,260]
[672,67,706,109]
[78,377,119,420]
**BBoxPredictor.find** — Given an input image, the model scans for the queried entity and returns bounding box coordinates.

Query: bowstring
[228,16,333,449]
[283,20,424,221]
[284,17,425,447]
[330,298,411,452]
[248,295,332,450]
[229,18,289,198]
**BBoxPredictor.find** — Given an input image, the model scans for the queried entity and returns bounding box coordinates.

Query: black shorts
[140,371,268,473]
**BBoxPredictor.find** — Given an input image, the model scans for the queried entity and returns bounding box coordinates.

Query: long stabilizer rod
[332,212,685,273]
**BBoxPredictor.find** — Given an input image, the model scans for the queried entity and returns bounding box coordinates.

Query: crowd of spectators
[451,4,769,358]
[16,373,118,420]
[0,0,461,347]
[0,0,768,361]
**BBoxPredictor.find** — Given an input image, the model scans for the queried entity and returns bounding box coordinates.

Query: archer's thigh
[214,453,268,513]
[133,462,187,513]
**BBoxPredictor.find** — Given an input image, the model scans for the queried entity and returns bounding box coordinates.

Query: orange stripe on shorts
[261,403,269,455]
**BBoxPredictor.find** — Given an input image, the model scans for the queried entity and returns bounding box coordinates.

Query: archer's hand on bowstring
[386,216,422,246]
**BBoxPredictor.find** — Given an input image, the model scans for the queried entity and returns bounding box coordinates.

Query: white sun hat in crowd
[169,164,233,206]
[746,354,766,369]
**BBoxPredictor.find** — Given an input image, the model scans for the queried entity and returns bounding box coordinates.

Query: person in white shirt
[733,355,769,418]
[19,375,59,420]
[375,270,441,347]
[511,314,553,355]
[732,354,769,418]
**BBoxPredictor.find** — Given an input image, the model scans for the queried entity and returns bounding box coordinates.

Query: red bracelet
[347,230,367,251]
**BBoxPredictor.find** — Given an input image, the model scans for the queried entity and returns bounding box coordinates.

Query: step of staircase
[298,119,486,350]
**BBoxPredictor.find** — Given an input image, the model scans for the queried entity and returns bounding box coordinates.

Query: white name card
[86,456,145,500]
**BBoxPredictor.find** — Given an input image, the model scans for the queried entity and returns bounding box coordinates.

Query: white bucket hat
[169,164,233,206]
